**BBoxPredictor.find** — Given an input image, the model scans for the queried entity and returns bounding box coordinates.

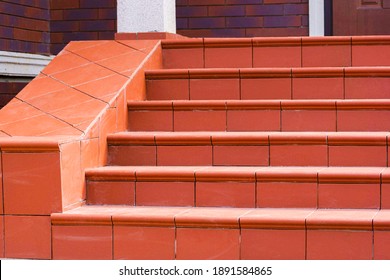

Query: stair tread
[52,205,390,230]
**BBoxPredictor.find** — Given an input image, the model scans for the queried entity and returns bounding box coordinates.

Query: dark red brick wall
[0,81,29,108]
[176,0,309,37]
[0,0,51,54]
[0,0,116,55]
[49,0,116,54]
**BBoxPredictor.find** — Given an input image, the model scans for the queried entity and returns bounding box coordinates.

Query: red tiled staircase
[51,37,390,260]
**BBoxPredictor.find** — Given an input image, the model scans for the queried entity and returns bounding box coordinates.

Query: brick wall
[0,0,51,54]
[49,0,116,54]
[0,81,29,108]
[0,0,116,55]
[176,0,309,37]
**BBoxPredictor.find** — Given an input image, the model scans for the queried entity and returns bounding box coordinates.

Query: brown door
[333,0,390,35]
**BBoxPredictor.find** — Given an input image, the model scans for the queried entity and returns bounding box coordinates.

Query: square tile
[241,229,306,260]
[257,182,317,208]
[307,230,373,260]
[213,145,269,166]
[136,181,195,207]
[108,145,157,166]
[3,152,62,214]
[114,226,175,260]
[52,225,112,260]
[87,181,135,205]
[318,183,380,209]
[5,215,51,259]
[157,146,212,166]
[196,182,255,208]
[176,228,240,260]
[270,145,327,166]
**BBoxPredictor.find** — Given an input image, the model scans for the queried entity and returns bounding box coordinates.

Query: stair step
[85,166,388,209]
[51,205,389,259]
[127,99,390,132]
[145,67,390,101]
[161,36,390,69]
[107,131,389,167]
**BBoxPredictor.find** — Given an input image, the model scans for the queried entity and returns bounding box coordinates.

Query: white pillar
[309,0,325,36]
[117,0,176,33]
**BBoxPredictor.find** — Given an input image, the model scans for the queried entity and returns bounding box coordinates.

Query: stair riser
[146,76,390,101]
[108,144,388,167]
[128,108,390,132]
[162,38,390,69]
[86,179,384,209]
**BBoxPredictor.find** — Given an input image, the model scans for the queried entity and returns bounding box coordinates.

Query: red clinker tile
[52,225,112,260]
[196,181,256,208]
[162,39,204,68]
[204,38,252,68]
[108,145,157,166]
[213,145,269,166]
[328,146,386,167]
[0,216,3,258]
[241,78,292,100]
[292,77,344,99]
[306,209,377,259]
[373,210,390,259]
[5,215,51,259]
[307,230,373,260]
[128,108,173,132]
[352,39,390,66]
[87,181,135,205]
[302,37,351,67]
[270,145,327,166]
[136,181,195,207]
[345,77,390,99]
[253,37,301,67]
[379,169,390,209]
[157,146,212,166]
[337,110,390,132]
[257,182,317,208]
[174,110,226,132]
[281,109,336,132]
[114,226,175,260]
[190,78,240,100]
[3,152,62,215]
[147,79,190,100]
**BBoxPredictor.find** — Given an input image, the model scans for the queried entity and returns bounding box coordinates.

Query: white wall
[117,0,176,33]
[309,0,325,36]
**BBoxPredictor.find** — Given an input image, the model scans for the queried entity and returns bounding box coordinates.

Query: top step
[162,36,390,69]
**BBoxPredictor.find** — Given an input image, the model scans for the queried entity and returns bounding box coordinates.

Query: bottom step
[51,206,390,260]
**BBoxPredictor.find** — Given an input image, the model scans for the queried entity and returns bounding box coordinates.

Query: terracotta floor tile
[337,111,390,131]
[196,181,256,208]
[176,228,240,260]
[42,52,90,75]
[213,145,269,166]
[329,146,386,167]
[64,40,107,53]
[157,146,212,166]
[241,229,306,260]
[205,47,252,68]
[174,111,226,131]
[0,216,3,258]
[5,215,51,259]
[147,79,190,100]
[0,99,44,125]
[241,78,292,100]
[307,230,373,260]
[352,45,390,66]
[345,77,390,99]
[72,41,135,62]
[190,79,240,100]
[75,74,129,102]
[52,225,112,260]
[97,51,146,74]
[16,76,69,101]
[87,181,135,205]
[302,45,351,67]
[374,231,390,259]
[270,145,328,166]
[114,226,175,260]
[292,77,344,99]
[282,110,337,132]
[227,110,281,131]
[136,181,195,207]
[108,145,157,166]
[128,111,173,131]
[3,152,62,214]
[51,63,116,87]
[253,46,301,68]
[163,48,204,69]
[319,183,380,209]
[257,182,317,208]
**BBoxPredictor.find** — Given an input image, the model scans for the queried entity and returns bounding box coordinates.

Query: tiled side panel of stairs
[52,37,390,260]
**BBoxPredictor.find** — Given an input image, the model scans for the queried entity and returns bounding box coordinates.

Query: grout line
[111,216,115,260]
